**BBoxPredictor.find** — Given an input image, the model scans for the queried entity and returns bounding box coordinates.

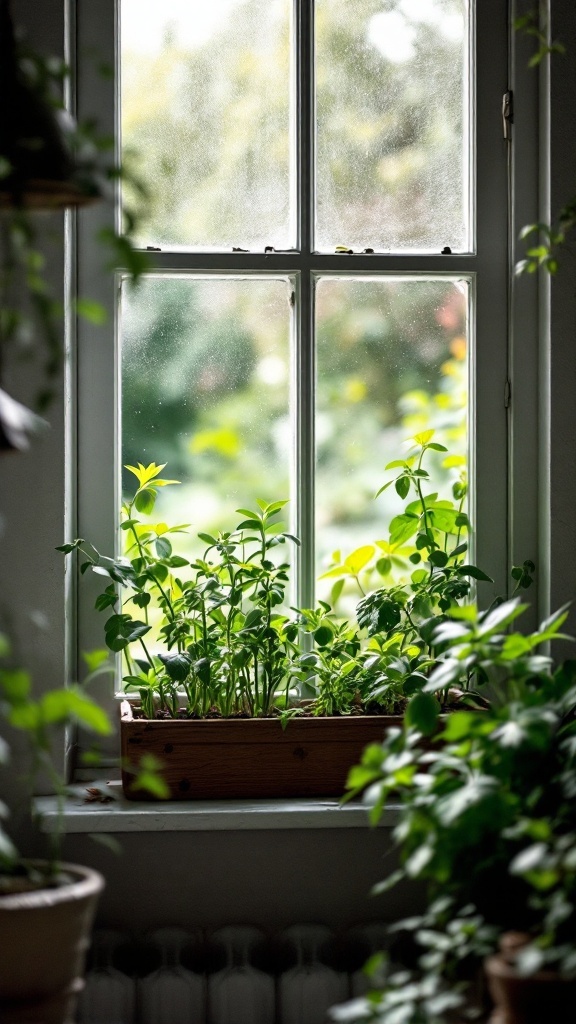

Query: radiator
[77,923,389,1024]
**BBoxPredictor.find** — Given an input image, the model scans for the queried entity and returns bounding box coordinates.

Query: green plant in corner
[333,598,576,1023]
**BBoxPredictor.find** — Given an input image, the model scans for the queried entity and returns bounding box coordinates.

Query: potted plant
[334,598,576,1023]
[0,639,112,1024]
[61,433,494,800]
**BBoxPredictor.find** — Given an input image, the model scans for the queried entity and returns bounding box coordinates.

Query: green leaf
[345,545,375,574]
[95,590,117,612]
[167,556,189,568]
[134,488,156,515]
[198,533,217,546]
[75,297,107,325]
[237,519,263,531]
[510,843,548,876]
[125,462,167,487]
[0,669,31,704]
[429,550,448,568]
[478,598,527,637]
[389,513,419,547]
[440,712,477,741]
[82,649,110,672]
[395,475,410,499]
[314,625,334,647]
[158,652,191,682]
[130,754,170,799]
[405,843,434,877]
[412,429,435,445]
[405,691,440,736]
[40,689,111,734]
[9,704,40,730]
[372,870,404,895]
[0,828,18,867]
[263,500,289,514]
[411,569,428,584]
[436,776,498,826]
[89,833,122,855]
[153,537,171,559]
[459,565,494,582]
[374,479,394,498]
[235,508,260,520]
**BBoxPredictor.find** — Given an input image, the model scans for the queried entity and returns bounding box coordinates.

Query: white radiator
[77,923,389,1024]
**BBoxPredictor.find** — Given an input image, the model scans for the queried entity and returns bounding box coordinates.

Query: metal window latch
[502,90,513,140]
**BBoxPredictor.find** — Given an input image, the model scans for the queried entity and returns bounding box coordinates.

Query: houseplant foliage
[62,431,494,726]
[0,636,112,1023]
[0,639,112,876]
[333,598,576,1023]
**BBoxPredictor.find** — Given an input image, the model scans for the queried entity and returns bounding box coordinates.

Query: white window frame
[69,0,525,757]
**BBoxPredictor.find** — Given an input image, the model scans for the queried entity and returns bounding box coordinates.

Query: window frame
[71,0,516,756]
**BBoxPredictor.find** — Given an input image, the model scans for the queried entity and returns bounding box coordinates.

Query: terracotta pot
[120,699,398,799]
[0,861,104,1024]
[485,933,576,1024]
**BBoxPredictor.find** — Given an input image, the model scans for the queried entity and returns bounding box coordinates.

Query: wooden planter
[120,700,398,800]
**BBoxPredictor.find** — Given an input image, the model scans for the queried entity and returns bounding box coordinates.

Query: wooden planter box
[120,701,399,800]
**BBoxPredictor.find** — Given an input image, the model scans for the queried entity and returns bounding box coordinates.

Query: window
[74,0,511,740]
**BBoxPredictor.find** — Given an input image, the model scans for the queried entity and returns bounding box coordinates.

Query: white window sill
[34,783,400,833]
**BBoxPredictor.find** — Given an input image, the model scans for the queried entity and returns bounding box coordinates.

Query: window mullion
[294,0,316,611]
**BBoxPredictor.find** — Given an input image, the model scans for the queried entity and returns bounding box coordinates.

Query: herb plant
[62,463,301,719]
[62,431,501,721]
[315,431,493,717]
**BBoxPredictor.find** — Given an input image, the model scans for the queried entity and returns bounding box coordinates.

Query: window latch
[502,90,513,141]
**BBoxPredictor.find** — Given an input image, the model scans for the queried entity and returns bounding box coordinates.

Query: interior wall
[62,828,418,933]
[0,0,68,813]
[547,2,576,620]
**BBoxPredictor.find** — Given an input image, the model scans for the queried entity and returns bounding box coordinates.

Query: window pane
[315,0,470,252]
[121,276,292,554]
[121,0,294,250]
[315,276,469,607]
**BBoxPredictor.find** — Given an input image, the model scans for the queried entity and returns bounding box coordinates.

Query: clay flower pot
[485,932,576,1024]
[0,861,104,1024]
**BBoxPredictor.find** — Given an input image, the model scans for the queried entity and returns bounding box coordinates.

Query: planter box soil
[120,701,398,800]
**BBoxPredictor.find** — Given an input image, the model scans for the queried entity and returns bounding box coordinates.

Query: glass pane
[315,276,469,610]
[121,0,294,250]
[315,0,470,252]
[121,276,291,558]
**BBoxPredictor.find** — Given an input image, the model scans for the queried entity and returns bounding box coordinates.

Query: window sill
[34,783,399,833]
